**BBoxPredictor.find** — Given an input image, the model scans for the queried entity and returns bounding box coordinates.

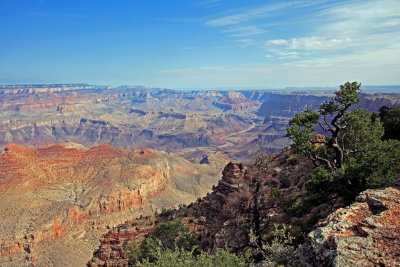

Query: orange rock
[0,143,213,262]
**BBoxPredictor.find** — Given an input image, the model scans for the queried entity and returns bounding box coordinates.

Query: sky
[0,0,399,89]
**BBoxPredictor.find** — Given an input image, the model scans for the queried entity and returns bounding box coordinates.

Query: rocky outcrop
[302,183,400,267]
[87,218,156,267]
[214,162,246,196]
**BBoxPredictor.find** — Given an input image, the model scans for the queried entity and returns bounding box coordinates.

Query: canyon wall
[0,143,222,266]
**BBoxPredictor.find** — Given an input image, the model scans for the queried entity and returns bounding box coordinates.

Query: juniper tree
[286,81,400,199]
[286,81,363,171]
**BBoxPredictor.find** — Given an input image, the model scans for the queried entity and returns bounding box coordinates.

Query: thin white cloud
[205,1,322,27]
[156,56,399,87]
[264,0,400,62]
[266,36,352,51]
[319,0,400,36]
[197,0,222,8]
[266,39,287,45]
[235,38,256,47]
[223,25,265,37]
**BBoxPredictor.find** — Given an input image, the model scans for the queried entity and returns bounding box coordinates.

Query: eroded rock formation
[302,183,400,267]
[0,143,222,266]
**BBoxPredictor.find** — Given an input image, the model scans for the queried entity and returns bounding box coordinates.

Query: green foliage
[378,105,400,140]
[287,81,400,202]
[134,247,250,267]
[335,81,361,107]
[128,220,198,265]
[286,109,319,157]
[286,81,362,170]
[339,108,384,157]
[255,224,300,266]
[175,233,197,251]
[270,188,281,198]
[283,193,308,217]
[340,140,400,192]
[286,202,306,217]
[305,138,400,202]
[129,238,160,264]
[305,167,335,196]
[152,220,189,250]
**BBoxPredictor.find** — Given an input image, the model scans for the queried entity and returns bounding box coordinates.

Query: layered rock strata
[0,143,221,266]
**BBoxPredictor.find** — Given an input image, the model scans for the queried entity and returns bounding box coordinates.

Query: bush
[128,220,197,265]
[378,105,400,140]
[256,224,300,266]
[286,202,306,217]
[134,247,250,267]
[270,188,280,198]
[306,139,400,203]
[152,220,190,250]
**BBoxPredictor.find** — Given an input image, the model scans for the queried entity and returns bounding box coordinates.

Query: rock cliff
[301,182,400,267]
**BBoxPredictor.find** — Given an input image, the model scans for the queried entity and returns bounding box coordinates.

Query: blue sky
[0,0,399,88]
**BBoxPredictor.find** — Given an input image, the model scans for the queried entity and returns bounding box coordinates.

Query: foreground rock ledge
[302,183,400,267]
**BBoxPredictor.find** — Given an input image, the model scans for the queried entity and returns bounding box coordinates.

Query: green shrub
[128,220,198,265]
[134,247,250,267]
[286,202,305,217]
[258,224,300,266]
[152,220,189,250]
[306,139,400,203]
[270,188,281,198]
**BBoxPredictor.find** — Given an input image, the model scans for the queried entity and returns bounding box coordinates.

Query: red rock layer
[0,143,174,258]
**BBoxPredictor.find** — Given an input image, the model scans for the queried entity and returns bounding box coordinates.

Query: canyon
[0,84,399,266]
[1,84,399,162]
[0,142,225,266]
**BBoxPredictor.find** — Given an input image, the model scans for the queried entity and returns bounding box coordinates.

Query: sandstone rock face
[302,185,400,267]
[0,143,221,266]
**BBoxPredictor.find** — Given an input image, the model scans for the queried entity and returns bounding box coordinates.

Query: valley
[1,84,398,162]
[0,84,399,266]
